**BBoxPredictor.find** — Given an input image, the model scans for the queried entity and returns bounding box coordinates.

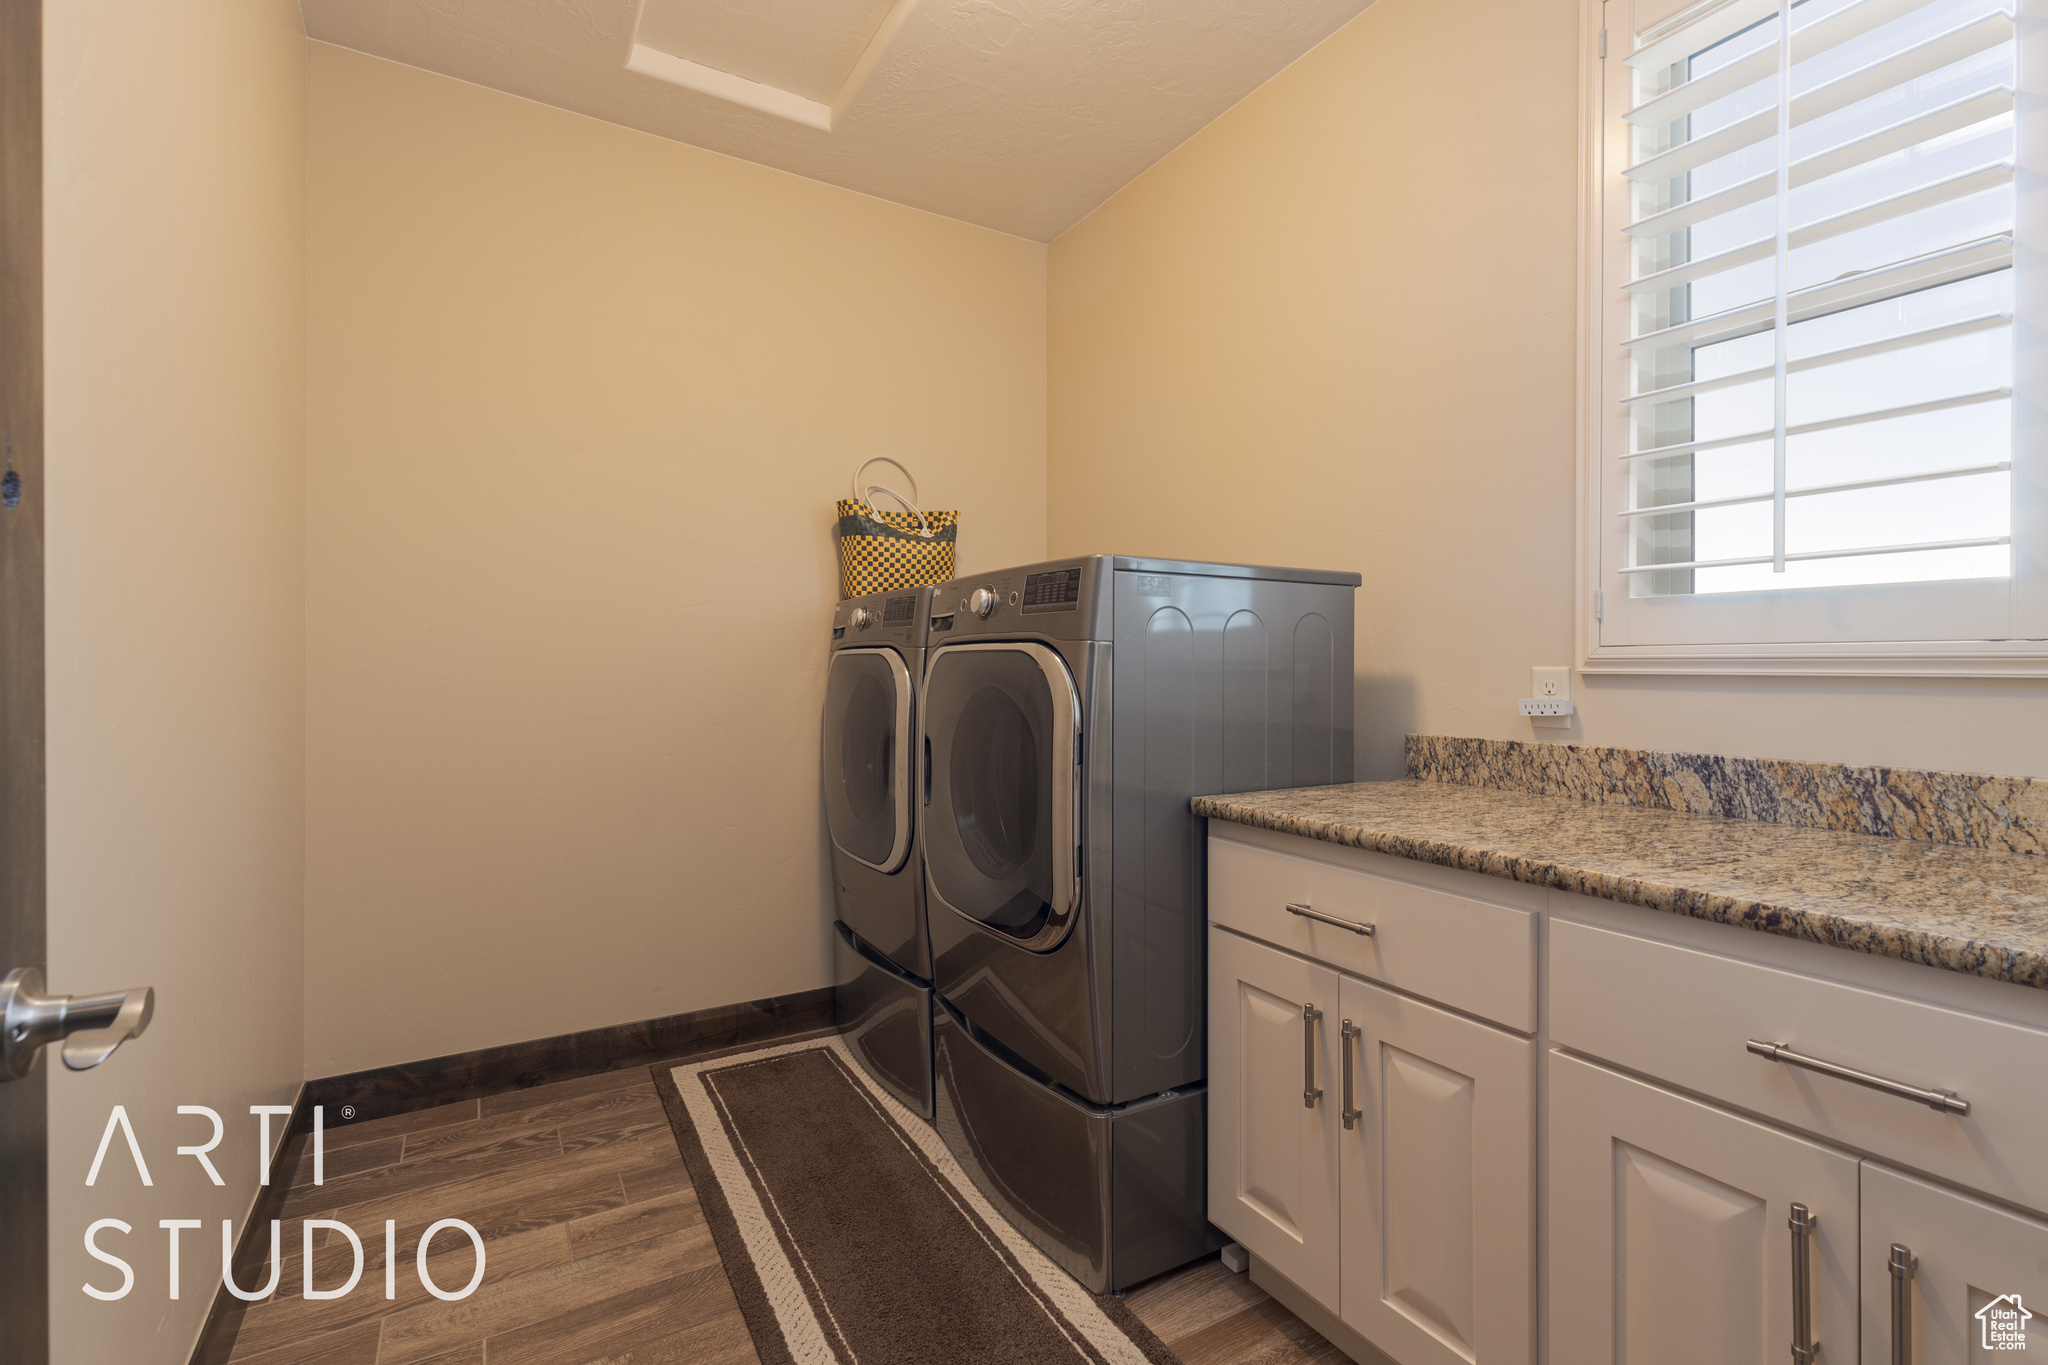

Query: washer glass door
[823,647,913,873]
[923,642,1079,951]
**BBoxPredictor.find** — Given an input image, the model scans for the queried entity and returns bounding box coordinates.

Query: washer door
[922,642,1080,952]
[823,647,914,874]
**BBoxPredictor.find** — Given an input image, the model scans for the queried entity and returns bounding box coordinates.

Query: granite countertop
[1192,780,2048,991]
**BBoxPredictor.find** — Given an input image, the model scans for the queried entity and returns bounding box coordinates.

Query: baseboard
[185,984,836,1365]
[1249,1255,1397,1365]
[300,985,836,1127]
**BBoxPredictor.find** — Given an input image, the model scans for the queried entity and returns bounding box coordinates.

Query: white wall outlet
[1524,667,1573,729]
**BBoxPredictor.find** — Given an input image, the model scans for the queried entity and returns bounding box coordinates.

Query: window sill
[1579,639,2048,678]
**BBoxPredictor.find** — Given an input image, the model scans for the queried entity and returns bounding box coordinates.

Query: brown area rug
[652,1036,1181,1365]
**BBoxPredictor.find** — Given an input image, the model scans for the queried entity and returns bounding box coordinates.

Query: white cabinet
[1860,1162,2048,1364]
[1551,919,2048,1217]
[1208,925,1342,1309]
[1338,974,1534,1365]
[1207,916,1534,1363]
[1208,823,2048,1365]
[1208,834,1538,1031]
[1548,1051,1861,1365]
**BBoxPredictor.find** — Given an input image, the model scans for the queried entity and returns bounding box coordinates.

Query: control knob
[850,607,873,631]
[969,587,999,619]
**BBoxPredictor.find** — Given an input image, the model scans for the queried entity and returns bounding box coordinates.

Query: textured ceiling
[298,0,1376,242]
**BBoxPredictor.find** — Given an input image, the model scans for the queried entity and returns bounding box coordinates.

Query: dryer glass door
[824,647,913,873]
[923,642,1079,952]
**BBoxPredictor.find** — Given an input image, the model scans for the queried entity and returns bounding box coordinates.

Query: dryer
[825,584,934,1119]
[920,555,1360,1292]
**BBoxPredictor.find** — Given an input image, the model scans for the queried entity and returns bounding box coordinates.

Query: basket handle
[852,458,935,539]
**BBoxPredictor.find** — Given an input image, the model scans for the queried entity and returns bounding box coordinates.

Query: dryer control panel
[932,557,1112,642]
[1022,568,1083,613]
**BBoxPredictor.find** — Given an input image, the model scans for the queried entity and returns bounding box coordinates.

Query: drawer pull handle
[1302,1003,1323,1109]
[1746,1039,1971,1115]
[1790,1203,1820,1364]
[1285,903,1374,936]
[1340,1020,1362,1130]
[1889,1243,1915,1365]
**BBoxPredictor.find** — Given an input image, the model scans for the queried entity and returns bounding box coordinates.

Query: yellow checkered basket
[836,458,957,599]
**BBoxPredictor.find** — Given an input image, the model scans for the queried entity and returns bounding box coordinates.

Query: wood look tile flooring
[1127,1261,1350,1365]
[226,1060,1339,1365]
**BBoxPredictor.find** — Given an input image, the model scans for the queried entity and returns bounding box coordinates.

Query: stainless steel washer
[920,555,1360,1292]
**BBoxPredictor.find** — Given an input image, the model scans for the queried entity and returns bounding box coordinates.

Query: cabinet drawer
[1552,919,2048,1216]
[1208,835,1536,1031]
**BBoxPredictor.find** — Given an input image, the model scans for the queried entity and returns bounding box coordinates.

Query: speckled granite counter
[1193,780,2048,991]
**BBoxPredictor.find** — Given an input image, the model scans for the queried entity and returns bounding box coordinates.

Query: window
[1583,0,2048,671]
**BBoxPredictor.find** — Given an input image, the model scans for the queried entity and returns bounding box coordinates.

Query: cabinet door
[1548,1051,1860,1365]
[1338,974,1534,1365]
[1208,927,1342,1309]
[1861,1162,2048,1364]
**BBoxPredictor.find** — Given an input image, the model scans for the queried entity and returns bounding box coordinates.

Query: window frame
[1575,0,2048,676]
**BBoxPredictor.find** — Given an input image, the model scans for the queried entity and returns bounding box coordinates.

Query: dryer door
[824,647,914,874]
[922,642,1080,952]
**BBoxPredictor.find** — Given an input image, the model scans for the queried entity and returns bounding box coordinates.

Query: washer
[919,555,1360,1293]
[824,584,935,1119]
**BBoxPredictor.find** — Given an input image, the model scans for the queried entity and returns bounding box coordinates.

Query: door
[921,641,1079,951]
[1208,927,1341,1310]
[1549,1051,1860,1365]
[823,646,914,873]
[1861,1161,2048,1363]
[1338,974,1534,1365]
[1,0,46,1358]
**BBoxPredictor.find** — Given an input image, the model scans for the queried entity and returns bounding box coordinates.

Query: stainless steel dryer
[825,585,934,1119]
[920,555,1360,1292]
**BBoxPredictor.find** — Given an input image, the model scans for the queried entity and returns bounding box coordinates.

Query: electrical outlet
[1525,668,1573,729]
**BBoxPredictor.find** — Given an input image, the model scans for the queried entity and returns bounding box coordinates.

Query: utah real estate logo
[1978,1294,2033,1352]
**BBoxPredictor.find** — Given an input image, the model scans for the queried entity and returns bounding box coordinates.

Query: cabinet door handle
[1302,1003,1323,1109]
[1789,1203,1820,1364]
[1889,1243,1915,1365]
[1285,903,1374,936]
[1340,1020,1361,1130]
[1746,1039,1970,1115]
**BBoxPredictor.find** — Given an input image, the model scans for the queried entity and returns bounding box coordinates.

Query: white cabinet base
[1210,821,2048,1365]
[1209,927,1343,1310]
[1548,1051,1861,1365]
[1252,1255,1399,1365]
[1339,975,1533,1365]
[1860,1162,2048,1364]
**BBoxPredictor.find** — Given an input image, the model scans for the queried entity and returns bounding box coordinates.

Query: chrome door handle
[1340,1019,1362,1129]
[1747,1039,1969,1114]
[1,968,155,1082]
[1285,903,1373,936]
[1889,1243,1915,1365]
[1790,1202,1820,1364]
[1302,1003,1323,1108]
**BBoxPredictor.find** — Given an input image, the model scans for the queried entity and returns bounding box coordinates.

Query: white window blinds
[1613,0,2016,602]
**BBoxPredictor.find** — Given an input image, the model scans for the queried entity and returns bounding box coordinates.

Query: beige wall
[303,45,1047,1078]
[43,2,307,1360]
[1047,0,2048,781]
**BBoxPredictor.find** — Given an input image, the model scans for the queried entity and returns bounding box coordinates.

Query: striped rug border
[650,1034,1182,1365]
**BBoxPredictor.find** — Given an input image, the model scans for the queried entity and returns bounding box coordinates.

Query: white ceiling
[298,0,1376,242]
